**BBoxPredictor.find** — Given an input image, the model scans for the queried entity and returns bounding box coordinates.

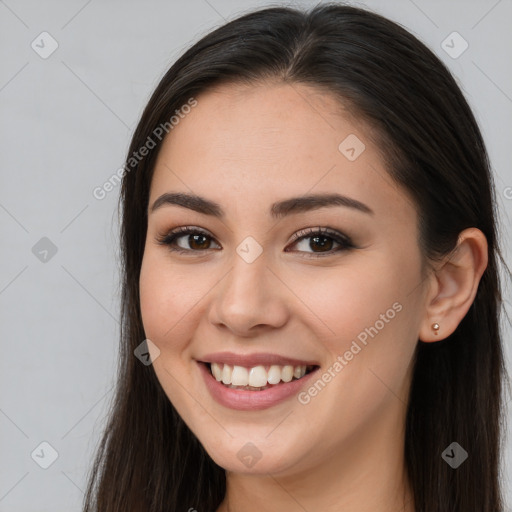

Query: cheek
[316,254,420,401]
[139,254,165,340]
[292,251,420,386]
[139,252,193,345]
[138,253,199,404]
[289,258,405,339]
[138,252,221,375]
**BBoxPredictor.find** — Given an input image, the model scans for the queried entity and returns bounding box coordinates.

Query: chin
[210,449,293,475]
[198,432,300,475]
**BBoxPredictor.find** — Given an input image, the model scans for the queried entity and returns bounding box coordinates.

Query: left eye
[155,226,355,257]
[285,227,355,256]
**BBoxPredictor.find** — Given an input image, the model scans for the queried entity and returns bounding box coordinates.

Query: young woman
[83,4,511,511]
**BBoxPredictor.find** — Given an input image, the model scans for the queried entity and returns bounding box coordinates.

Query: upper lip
[198,351,320,368]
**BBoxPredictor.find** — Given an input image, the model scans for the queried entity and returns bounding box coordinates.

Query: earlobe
[418,228,488,343]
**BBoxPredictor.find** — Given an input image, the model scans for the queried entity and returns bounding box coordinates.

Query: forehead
[149,82,415,222]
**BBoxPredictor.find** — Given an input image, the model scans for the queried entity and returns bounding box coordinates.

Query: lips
[197,359,321,410]
[198,351,320,368]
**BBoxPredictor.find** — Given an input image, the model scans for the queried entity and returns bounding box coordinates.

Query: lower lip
[197,361,319,411]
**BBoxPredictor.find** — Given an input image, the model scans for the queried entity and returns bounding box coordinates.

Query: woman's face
[139,82,428,476]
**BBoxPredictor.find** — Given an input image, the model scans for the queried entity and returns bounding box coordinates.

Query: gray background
[1,0,511,510]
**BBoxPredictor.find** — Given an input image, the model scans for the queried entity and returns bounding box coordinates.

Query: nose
[208,249,289,337]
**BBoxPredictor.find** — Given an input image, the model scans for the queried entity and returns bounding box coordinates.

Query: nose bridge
[210,240,288,333]
[223,244,272,308]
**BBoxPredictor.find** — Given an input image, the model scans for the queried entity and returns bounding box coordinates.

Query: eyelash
[155,226,355,258]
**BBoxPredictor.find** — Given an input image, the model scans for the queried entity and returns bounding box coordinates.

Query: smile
[197,356,320,411]
[208,362,317,390]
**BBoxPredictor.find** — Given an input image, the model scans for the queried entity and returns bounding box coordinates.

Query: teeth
[281,365,294,383]
[210,362,308,387]
[249,366,267,387]
[221,364,232,385]
[211,363,222,381]
[231,366,249,386]
[267,365,282,385]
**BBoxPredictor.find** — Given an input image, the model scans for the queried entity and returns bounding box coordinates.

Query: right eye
[155,226,221,254]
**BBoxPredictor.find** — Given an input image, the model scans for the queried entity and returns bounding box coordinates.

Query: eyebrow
[150,192,374,218]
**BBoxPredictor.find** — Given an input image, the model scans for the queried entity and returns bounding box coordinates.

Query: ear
[418,227,488,342]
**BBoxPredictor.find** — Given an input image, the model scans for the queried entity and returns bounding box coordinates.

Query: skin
[139,81,488,512]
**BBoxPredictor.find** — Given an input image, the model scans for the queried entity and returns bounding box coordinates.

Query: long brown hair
[83,4,511,511]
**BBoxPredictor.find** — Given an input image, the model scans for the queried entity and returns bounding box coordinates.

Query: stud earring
[431,322,440,335]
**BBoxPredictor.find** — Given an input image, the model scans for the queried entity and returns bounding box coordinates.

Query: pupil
[311,236,332,252]
[190,234,209,250]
